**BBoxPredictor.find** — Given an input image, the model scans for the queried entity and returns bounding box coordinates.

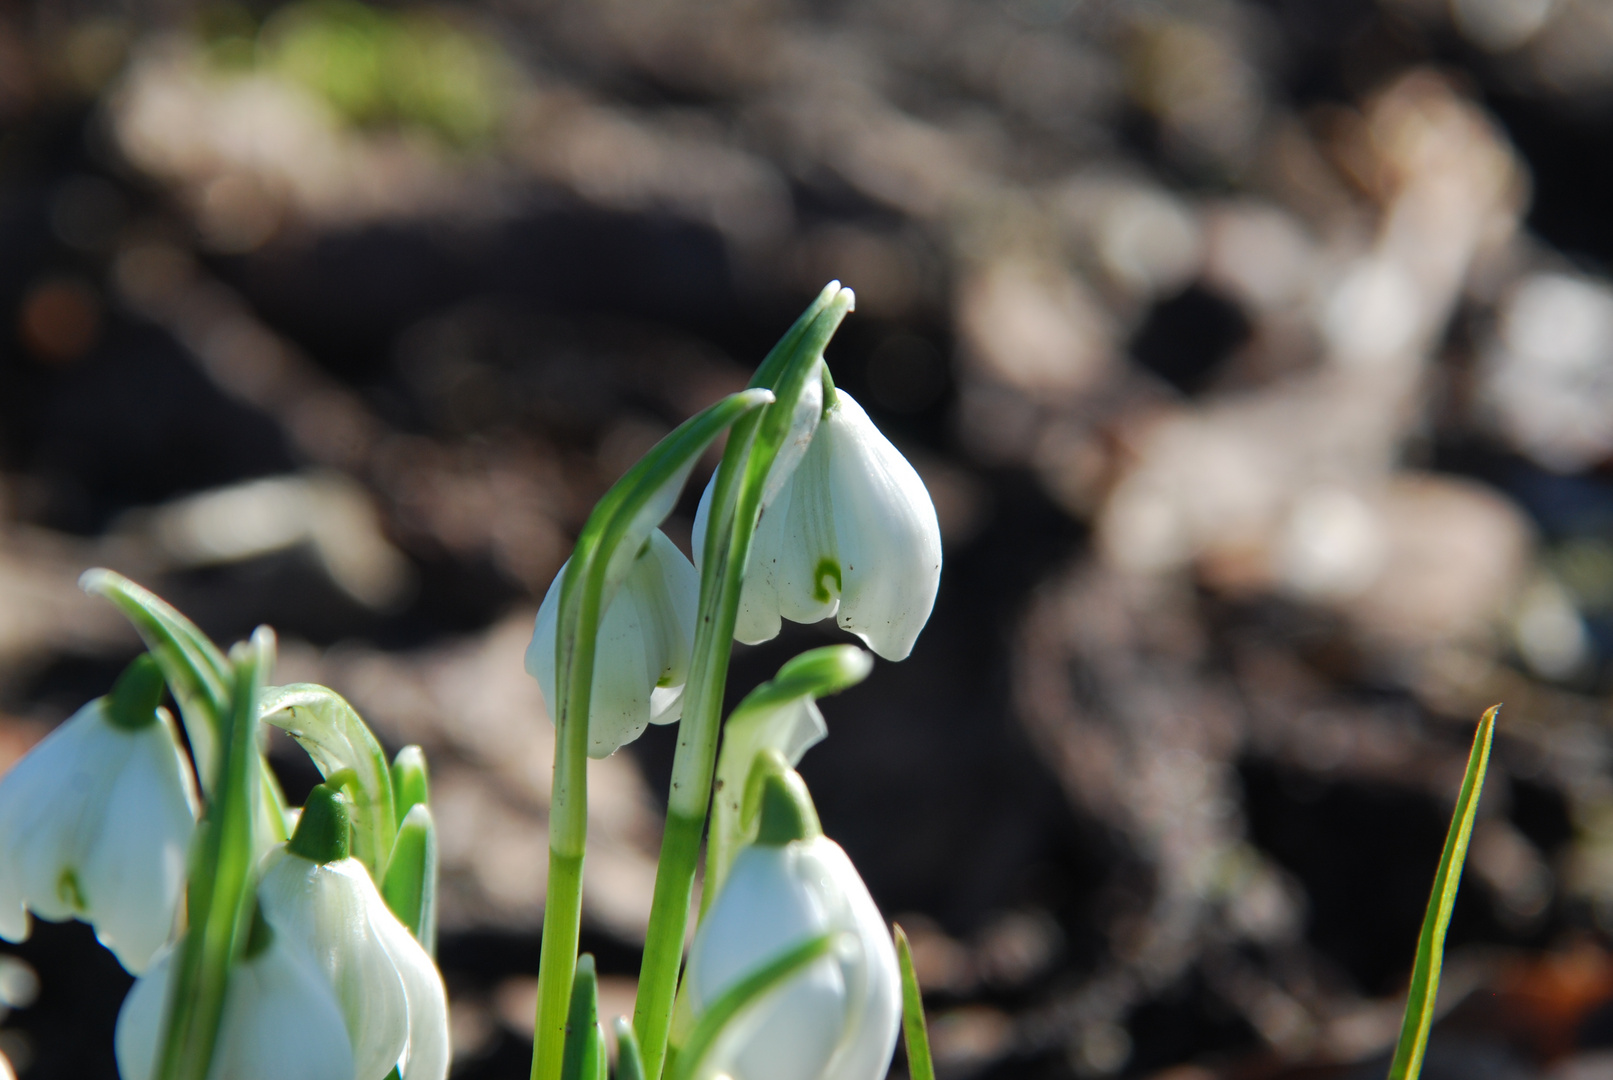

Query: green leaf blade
[81,569,233,792]
[1386,704,1500,1080]
[894,924,936,1080]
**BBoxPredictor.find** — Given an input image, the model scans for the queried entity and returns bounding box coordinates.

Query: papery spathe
[257,846,449,1080]
[527,528,699,757]
[695,389,941,661]
[684,773,900,1080]
[115,930,355,1080]
[0,695,197,974]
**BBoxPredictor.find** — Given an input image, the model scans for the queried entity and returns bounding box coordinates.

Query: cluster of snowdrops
[0,283,947,1080]
[0,282,1490,1080]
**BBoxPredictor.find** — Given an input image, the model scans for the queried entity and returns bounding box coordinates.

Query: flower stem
[528,391,776,1080]
[633,287,854,1079]
[530,563,601,1080]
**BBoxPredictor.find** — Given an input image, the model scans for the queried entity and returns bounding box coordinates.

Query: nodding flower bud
[684,768,900,1080]
[0,656,198,974]
[527,528,699,758]
[256,809,451,1080]
[695,389,942,662]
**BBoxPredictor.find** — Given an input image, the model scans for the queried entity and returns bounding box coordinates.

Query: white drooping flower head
[527,528,699,757]
[115,916,356,1080]
[0,656,198,974]
[684,765,901,1080]
[257,785,450,1080]
[695,386,942,661]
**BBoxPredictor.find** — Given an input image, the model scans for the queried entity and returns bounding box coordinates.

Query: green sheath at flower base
[705,646,871,907]
[288,785,351,864]
[529,388,775,1080]
[105,654,166,731]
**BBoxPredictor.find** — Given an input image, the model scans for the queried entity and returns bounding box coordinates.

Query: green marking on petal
[57,868,85,912]
[813,558,842,603]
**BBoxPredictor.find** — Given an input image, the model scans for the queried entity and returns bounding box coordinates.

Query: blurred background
[6,0,1613,1077]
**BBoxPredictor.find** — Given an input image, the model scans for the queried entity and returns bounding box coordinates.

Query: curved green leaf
[80,569,232,792]
[260,683,397,880]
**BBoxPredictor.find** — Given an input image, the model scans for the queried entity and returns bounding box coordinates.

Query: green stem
[530,391,774,1080]
[532,851,584,1080]
[531,555,602,1080]
[157,628,273,1080]
[633,287,854,1079]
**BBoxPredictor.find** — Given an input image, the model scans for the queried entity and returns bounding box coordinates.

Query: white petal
[372,898,450,1080]
[113,944,171,1080]
[528,531,698,757]
[771,432,840,628]
[79,716,196,973]
[213,938,357,1080]
[0,703,125,926]
[637,530,700,692]
[526,562,566,718]
[803,841,902,1080]
[689,847,830,1006]
[688,845,845,1080]
[761,367,824,510]
[823,393,941,661]
[694,471,785,647]
[116,940,357,1080]
[258,850,409,1080]
[597,446,703,614]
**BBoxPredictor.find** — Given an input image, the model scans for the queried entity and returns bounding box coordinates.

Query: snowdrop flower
[527,528,699,757]
[684,765,900,1080]
[0,656,197,973]
[695,388,941,661]
[257,785,450,1080]
[115,911,355,1080]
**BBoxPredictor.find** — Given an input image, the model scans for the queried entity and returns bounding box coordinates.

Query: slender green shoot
[155,627,274,1080]
[533,390,774,1080]
[382,804,439,955]
[635,286,855,1080]
[613,1019,646,1080]
[893,924,935,1080]
[666,932,837,1080]
[1386,704,1499,1080]
[561,955,606,1080]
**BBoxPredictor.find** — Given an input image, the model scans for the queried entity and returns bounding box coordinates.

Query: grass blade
[894,924,936,1080]
[1386,704,1499,1080]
